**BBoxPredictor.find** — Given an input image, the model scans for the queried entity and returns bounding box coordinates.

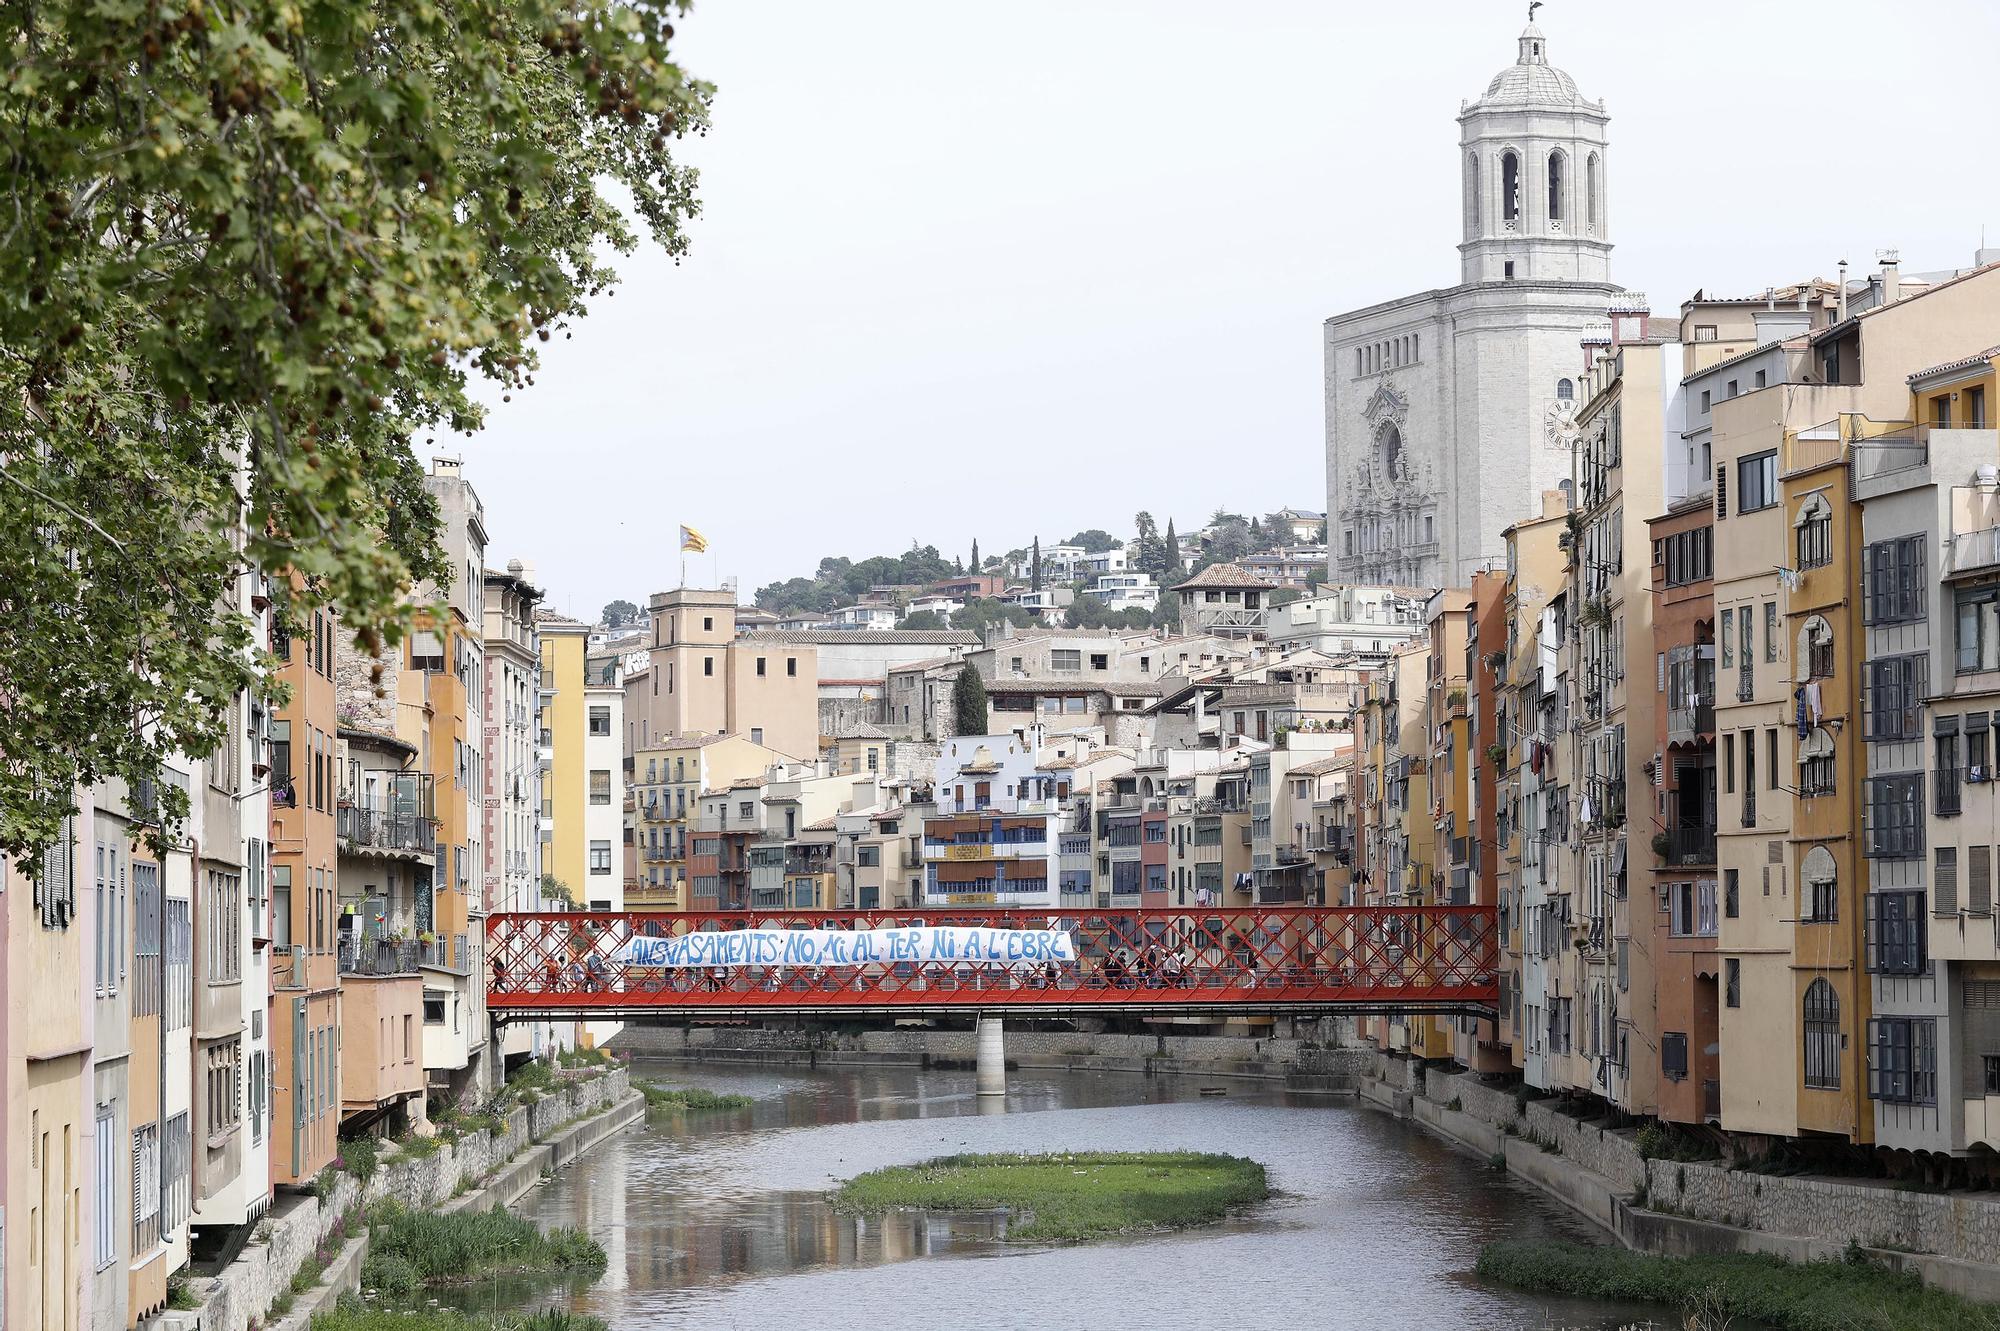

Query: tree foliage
[0,0,710,858]
[601,599,640,627]
[951,665,988,737]
[1063,529,1121,552]
[949,598,1034,634]
[754,544,955,616]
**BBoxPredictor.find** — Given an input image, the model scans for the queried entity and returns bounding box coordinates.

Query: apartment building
[482,562,544,914]
[1264,584,1430,663]
[1649,494,1721,1127]
[630,733,791,913]
[925,735,1064,908]
[270,606,343,1190]
[1172,564,1278,638]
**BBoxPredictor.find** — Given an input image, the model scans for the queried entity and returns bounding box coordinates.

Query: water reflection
[501,1062,1657,1331]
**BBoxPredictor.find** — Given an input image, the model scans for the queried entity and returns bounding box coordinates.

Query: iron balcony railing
[1666,821,1717,866]
[338,938,421,977]
[338,805,438,856]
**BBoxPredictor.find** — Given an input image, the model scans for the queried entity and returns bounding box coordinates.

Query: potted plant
[1650,831,1670,857]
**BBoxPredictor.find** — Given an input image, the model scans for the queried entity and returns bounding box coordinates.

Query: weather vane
[1529,1,1543,20]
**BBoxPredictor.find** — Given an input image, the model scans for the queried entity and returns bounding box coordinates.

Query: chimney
[1836,260,1849,322]
[1877,249,1901,306]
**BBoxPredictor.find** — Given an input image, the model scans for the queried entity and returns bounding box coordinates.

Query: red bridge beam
[485,906,1498,1019]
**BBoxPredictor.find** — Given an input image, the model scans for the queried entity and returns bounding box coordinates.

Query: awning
[1800,727,1834,759]
[1610,838,1627,880]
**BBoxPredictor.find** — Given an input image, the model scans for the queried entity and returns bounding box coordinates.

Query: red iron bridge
[484,906,1499,1022]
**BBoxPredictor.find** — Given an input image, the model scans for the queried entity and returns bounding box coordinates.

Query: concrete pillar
[975,1015,1007,1098]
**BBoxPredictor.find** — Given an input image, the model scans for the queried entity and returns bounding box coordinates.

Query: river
[493,1060,1662,1331]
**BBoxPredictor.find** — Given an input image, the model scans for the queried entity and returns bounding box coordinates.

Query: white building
[1085,572,1159,611]
[905,594,964,619]
[1264,586,1431,664]
[583,661,625,911]
[831,604,900,630]
[482,562,544,913]
[1325,19,1618,588]
[1014,587,1074,618]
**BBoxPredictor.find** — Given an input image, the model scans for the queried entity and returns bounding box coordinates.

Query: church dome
[1481,22,1582,105]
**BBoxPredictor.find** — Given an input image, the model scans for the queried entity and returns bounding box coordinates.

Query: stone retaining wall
[186,1067,631,1331]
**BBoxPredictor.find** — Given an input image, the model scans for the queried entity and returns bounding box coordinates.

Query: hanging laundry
[1794,687,1811,740]
[1804,680,1823,724]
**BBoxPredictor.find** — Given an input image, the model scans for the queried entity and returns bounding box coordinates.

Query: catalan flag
[680,524,708,554]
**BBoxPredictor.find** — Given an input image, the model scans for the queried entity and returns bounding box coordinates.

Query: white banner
[621,926,1076,969]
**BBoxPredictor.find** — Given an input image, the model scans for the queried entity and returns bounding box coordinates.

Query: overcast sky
[467,0,2000,622]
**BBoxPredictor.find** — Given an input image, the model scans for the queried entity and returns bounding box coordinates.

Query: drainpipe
[1836,260,1850,322]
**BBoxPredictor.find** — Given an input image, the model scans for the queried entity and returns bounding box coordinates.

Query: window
[1715,463,1728,518]
[1803,979,1842,1089]
[857,845,880,868]
[702,616,713,632]
[165,896,191,1031]
[1801,845,1838,921]
[1970,714,1992,783]
[787,657,798,677]
[96,1101,118,1269]
[1694,325,1718,342]
[1766,726,1779,789]
[1663,527,1712,586]
[756,657,767,677]
[163,1110,190,1234]
[206,870,241,982]
[1970,385,1988,429]
[750,727,763,745]
[1955,584,2000,673]
[588,840,612,875]
[1724,958,1740,1008]
[1503,261,1515,280]
[702,657,713,677]
[1802,616,1834,679]
[1662,1032,1689,1081]
[1936,720,1962,815]
[1764,602,1778,662]
[1863,774,1924,859]
[1868,1017,1936,1105]
[206,1039,242,1134]
[1725,868,1739,918]
[1670,880,1717,937]
[1864,536,1926,625]
[1866,890,1928,973]
[1546,149,1565,221]
[1736,450,1778,512]
[1050,649,1081,673]
[588,706,611,736]
[1864,654,1925,741]
[133,1121,160,1252]
[1720,612,1733,667]
[589,770,611,805]
[1800,727,1835,797]
[1500,151,1520,224]
[423,994,445,1024]
[1585,153,1599,231]
[1700,389,1713,414]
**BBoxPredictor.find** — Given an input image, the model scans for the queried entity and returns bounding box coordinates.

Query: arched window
[1801,843,1838,921]
[1586,153,1600,233]
[1557,378,1575,402]
[1500,151,1521,227]
[1547,150,1566,224]
[1795,494,1832,570]
[1465,152,1481,239]
[1798,615,1834,681]
[1802,977,1841,1089]
[1377,424,1404,483]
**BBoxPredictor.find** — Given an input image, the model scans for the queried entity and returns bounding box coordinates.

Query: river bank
[1355,1052,2000,1306]
[159,1065,642,1331]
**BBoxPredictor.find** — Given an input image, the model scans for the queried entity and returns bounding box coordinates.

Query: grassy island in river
[831,1151,1268,1243]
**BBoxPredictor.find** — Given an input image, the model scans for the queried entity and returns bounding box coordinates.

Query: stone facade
[1324,22,1617,589]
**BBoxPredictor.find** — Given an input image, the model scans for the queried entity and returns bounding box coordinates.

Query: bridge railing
[484,905,1497,1014]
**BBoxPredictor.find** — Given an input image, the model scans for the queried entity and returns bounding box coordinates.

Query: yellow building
[539,619,588,895]
[630,732,790,912]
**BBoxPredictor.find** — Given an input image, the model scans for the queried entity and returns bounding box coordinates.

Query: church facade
[1325,22,1621,588]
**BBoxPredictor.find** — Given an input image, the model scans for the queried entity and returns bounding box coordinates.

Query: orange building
[269,606,343,1186]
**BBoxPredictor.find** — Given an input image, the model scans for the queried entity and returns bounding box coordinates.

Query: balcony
[1948,525,2000,581]
[1664,821,1717,867]
[1274,844,1309,866]
[1665,645,1716,745]
[338,937,421,977]
[337,806,438,858]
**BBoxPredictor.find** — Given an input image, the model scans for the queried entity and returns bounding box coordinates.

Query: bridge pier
[975,1015,1006,1098]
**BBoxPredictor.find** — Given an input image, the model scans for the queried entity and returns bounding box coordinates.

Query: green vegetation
[636,1082,752,1115]
[952,667,989,737]
[0,0,710,867]
[309,1300,607,1331]
[366,1204,606,1285]
[1635,1121,1722,1163]
[498,1059,557,1107]
[339,1137,381,1186]
[557,1045,615,1070]
[166,1273,201,1311]
[358,1251,423,1300]
[1476,1240,2000,1331]
[832,1151,1268,1244]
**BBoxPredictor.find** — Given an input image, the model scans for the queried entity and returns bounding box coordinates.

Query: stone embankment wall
[177,1068,634,1331]
[611,1024,1371,1086]
[1361,1051,2000,1296]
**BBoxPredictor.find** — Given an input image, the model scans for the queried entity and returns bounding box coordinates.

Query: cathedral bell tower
[1458,19,1612,285]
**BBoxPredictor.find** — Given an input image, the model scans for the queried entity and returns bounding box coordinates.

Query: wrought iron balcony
[1665,821,1717,866]
[338,937,421,977]
[337,805,438,857]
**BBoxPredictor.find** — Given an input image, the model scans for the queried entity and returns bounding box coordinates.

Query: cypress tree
[952,666,989,737]
[971,538,980,574]
[1031,537,1042,592]
[1164,519,1181,575]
